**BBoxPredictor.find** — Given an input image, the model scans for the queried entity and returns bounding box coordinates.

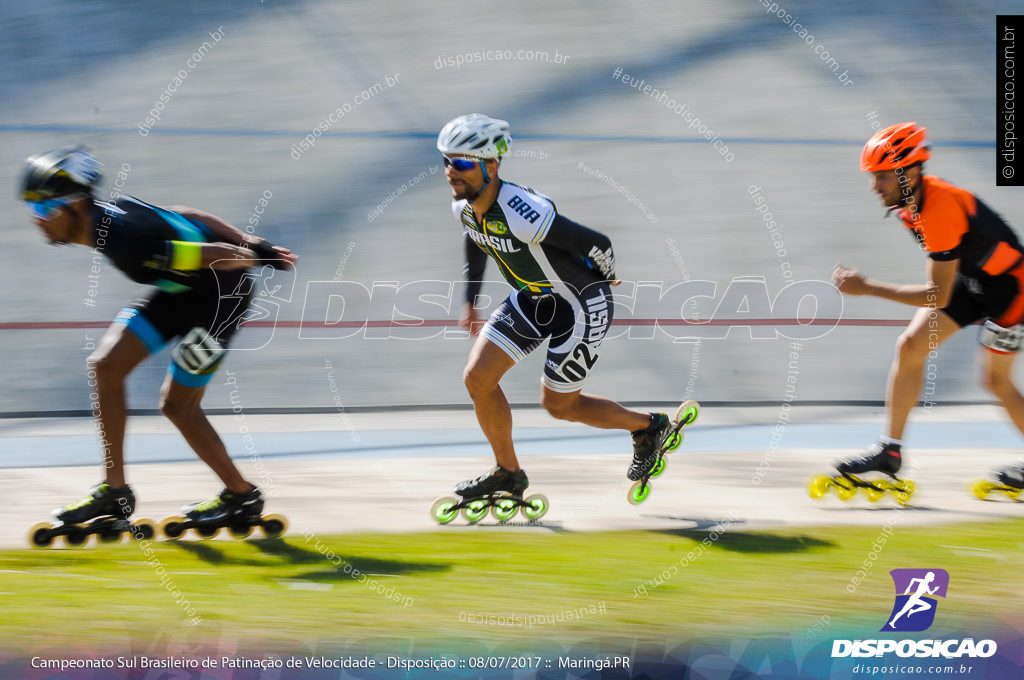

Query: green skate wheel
[650,458,667,478]
[807,475,832,500]
[491,497,518,522]
[627,481,651,505]
[159,516,186,540]
[462,500,488,524]
[28,522,54,549]
[664,431,683,453]
[430,497,459,525]
[261,514,288,539]
[675,400,700,428]
[63,527,89,548]
[521,494,549,521]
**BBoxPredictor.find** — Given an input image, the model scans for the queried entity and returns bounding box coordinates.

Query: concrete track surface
[3,406,1022,549]
[1,3,1022,544]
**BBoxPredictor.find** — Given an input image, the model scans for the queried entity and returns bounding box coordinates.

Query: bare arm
[164,205,251,244]
[832,258,958,308]
[164,205,297,270]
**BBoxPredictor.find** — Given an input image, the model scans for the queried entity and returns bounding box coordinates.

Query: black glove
[246,239,289,270]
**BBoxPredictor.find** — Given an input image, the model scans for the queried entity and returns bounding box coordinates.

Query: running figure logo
[881,568,949,632]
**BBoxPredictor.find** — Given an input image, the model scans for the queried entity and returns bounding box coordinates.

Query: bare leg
[463,335,519,471]
[88,323,152,487]
[159,375,250,493]
[885,307,960,440]
[982,349,1024,436]
[540,388,650,431]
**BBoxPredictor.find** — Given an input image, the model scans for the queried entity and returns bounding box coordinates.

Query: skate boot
[628,413,672,481]
[996,465,1024,490]
[971,464,1024,501]
[432,466,548,525]
[55,483,135,523]
[808,441,914,505]
[159,486,287,540]
[626,401,701,505]
[28,483,155,549]
[455,465,529,497]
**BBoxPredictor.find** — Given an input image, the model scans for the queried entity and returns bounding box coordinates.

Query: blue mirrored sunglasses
[442,155,481,171]
[27,198,72,219]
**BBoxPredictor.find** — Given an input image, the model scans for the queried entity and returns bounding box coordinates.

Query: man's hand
[832,264,872,296]
[459,302,485,336]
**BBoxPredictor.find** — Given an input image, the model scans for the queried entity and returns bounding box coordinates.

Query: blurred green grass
[1,520,1019,650]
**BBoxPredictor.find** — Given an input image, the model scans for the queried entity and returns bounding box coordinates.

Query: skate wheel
[894,480,915,507]
[835,478,858,501]
[865,486,886,503]
[807,476,832,500]
[194,525,221,539]
[675,400,700,428]
[63,527,89,548]
[430,497,459,525]
[1006,486,1023,501]
[260,514,288,539]
[664,431,684,453]
[28,522,54,549]
[521,494,549,521]
[130,519,157,541]
[491,497,518,522]
[159,516,186,540]
[970,480,993,501]
[628,481,651,505]
[462,500,488,524]
[650,458,667,478]
[228,523,254,539]
[96,524,125,545]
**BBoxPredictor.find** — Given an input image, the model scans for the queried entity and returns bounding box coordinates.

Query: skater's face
[28,197,77,245]
[443,155,495,201]
[869,166,921,209]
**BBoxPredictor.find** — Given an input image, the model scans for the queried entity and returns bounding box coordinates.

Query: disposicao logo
[882,568,948,632]
[831,569,997,659]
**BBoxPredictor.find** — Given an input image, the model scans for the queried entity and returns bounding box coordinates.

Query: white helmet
[437,114,511,159]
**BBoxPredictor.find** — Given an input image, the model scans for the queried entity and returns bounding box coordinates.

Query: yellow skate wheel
[835,478,858,501]
[894,480,915,507]
[62,527,90,548]
[807,476,832,499]
[865,486,886,503]
[675,400,700,428]
[193,524,221,539]
[1006,486,1023,501]
[430,497,459,525]
[28,522,55,549]
[970,480,993,501]
[260,514,288,539]
[228,523,254,539]
[129,519,157,541]
[96,523,125,545]
[159,516,186,540]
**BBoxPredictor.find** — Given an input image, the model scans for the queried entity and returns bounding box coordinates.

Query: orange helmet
[860,122,930,172]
